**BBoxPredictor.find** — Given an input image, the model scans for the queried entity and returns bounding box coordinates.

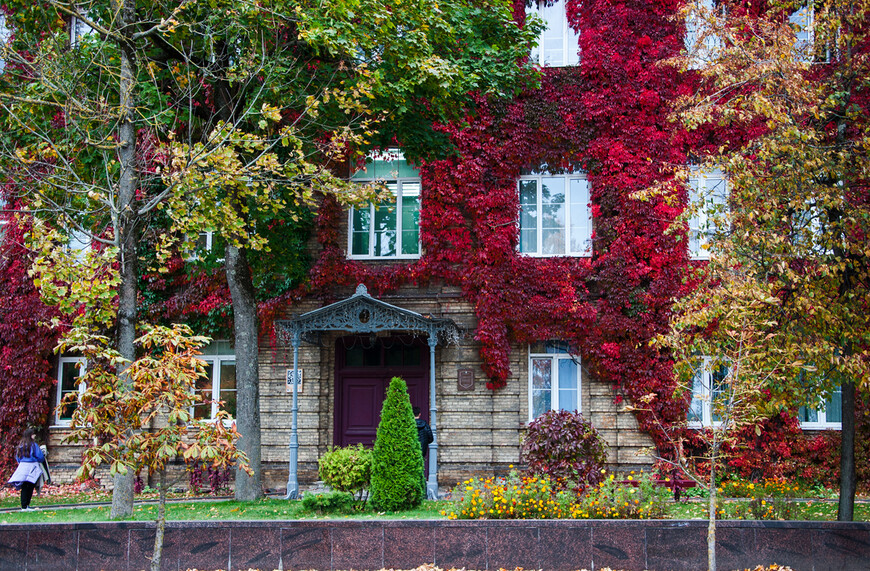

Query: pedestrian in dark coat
[413,406,434,459]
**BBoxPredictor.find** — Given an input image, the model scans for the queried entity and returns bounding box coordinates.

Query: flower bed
[443,471,671,520]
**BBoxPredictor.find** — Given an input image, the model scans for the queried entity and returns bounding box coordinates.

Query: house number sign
[285,369,303,393]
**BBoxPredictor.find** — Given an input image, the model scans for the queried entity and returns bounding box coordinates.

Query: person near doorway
[413,406,433,460]
[8,428,45,511]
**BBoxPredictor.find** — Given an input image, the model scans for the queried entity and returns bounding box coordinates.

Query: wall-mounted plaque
[286,369,303,393]
[457,368,474,391]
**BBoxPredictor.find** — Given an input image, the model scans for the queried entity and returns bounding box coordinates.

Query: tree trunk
[707,437,718,571]
[225,244,262,500]
[110,0,138,519]
[838,380,856,521]
[150,469,167,571]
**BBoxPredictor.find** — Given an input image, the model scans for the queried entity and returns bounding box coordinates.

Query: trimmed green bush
[318,444,372,508]
[370,376,424,511]
[300,490,354,514]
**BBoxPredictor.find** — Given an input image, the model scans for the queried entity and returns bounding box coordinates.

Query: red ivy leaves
[0,207,62,478]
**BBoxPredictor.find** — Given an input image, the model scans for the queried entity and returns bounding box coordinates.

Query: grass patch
[668,499,870,521]
[0,498,447,523]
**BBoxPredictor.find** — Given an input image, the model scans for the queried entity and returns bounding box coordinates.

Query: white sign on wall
[285,369,303,393]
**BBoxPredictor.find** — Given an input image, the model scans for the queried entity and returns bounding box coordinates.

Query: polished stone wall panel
[0,519,869,570]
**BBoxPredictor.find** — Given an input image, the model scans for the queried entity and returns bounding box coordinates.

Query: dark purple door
[335,337,429,448]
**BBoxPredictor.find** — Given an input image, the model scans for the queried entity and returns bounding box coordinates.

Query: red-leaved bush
[521,410,608,490]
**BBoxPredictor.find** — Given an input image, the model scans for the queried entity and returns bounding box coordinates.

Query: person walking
[413,406,433,460]
[8,428,46,511]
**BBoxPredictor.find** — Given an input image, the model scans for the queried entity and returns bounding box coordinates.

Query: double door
[334,336,429,448]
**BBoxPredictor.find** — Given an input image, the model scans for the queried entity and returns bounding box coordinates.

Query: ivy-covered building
[18,0,858,493]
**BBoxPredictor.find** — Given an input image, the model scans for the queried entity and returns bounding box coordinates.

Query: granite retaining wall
[1,519,869,571]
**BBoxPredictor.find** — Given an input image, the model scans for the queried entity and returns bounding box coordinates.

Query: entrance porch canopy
[275,284,460,499]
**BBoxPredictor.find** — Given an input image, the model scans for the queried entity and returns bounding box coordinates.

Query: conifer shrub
[369,377,425,511]
[521,409,608,491]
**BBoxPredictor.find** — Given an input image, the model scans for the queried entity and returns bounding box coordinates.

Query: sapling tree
[59,323,249,571]
[649,257,791,571]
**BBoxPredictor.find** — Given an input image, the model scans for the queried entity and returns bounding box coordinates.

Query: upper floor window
[70,12,96,48]
[529,341,581,421]
[798,387,842,429]
[349,150,421,259]
[519,172,591,257]
[688,357,729,427]
[789,4,816,62]
[0,14,9,73]
[685,0,723,68]
[688,167,728,259]
[528,0,581,67]
[56,357,86,426]
[194,341,236,420]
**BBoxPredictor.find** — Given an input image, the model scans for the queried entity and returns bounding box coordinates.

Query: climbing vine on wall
[0,204,61,478]
[302,0,693,460]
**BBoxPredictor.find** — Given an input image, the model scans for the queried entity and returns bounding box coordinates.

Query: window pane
[557,358,578,412]
[688,366,704,423]
[798,405,818,423]
[535,0,580,66]
[545,341,570,354]
[519,180,538,253]
[385,345,403,366]
[351,207,371,256]
[194,364,214,419]
[220,362,236,418]
[825,388,842,423]
[541,177,566,255]
[374,185,397,256]
[58,361,82,420]
[711,364,728,423]
[790,5,813,57]
[531,357,552,419]
[569,178,591,253]
[401,182,421,255]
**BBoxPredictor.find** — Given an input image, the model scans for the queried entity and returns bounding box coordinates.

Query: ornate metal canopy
[276,283,457,500]
[275,284,461,346]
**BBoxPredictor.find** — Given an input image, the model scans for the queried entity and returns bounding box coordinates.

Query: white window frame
[528,0,581,67]
[688,167,728,259]
[55,357,86,426]
[685,0,723,69]
[194,346,236,421]
[687,357,729,428]
[798,386,842,430]
[70,12,96,48]
[790,4,816,63]
[0,14,10,73]
[348,150,421,260]
[186,230,225,262]
[528,342,582,422]
[518,172,592,257]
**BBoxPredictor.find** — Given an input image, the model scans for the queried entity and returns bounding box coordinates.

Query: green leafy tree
[157,0,539,502]
[59,323,248,571]
[1,0,539,508]
[370,376,424,512]
[671,0,870,521]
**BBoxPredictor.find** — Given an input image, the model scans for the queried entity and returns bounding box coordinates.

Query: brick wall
[45,282,655,490]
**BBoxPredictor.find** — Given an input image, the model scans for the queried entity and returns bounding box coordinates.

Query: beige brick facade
[46,282,655,491]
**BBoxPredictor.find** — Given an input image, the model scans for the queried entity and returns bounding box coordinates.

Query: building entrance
[334,336,429,447]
